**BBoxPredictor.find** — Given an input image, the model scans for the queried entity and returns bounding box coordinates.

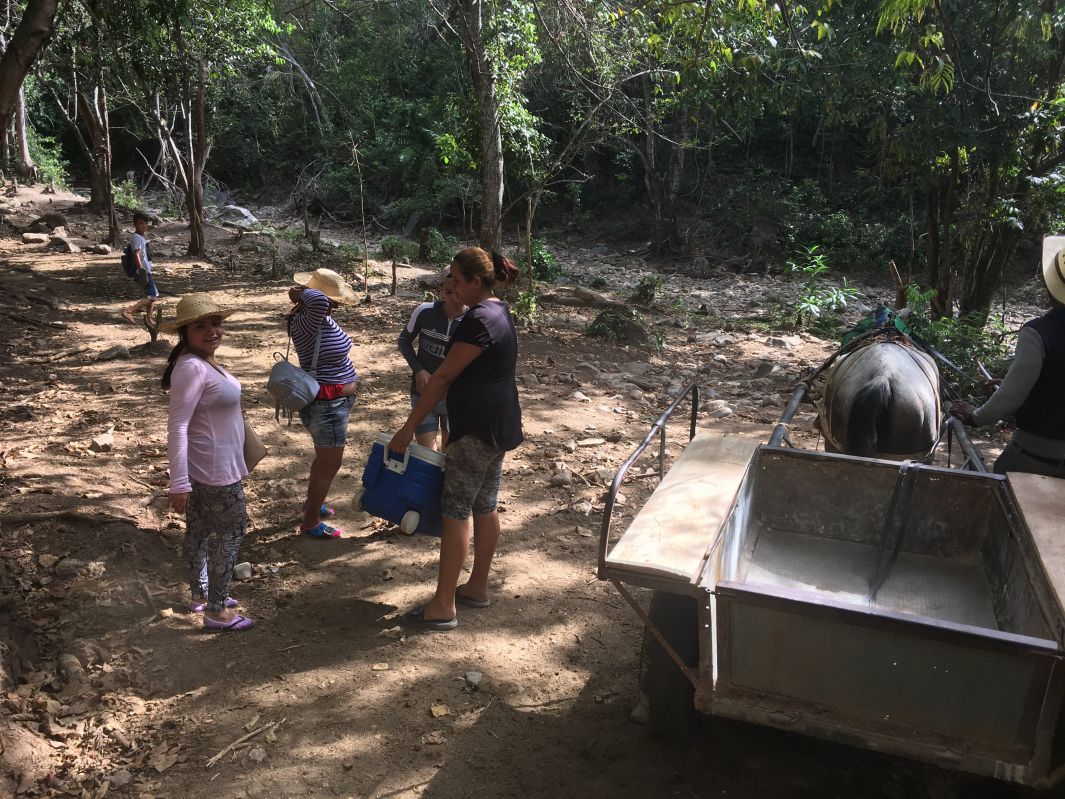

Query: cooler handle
[383,445,410,475]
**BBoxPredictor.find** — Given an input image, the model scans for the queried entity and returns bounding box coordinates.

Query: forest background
[1,0,1064,331]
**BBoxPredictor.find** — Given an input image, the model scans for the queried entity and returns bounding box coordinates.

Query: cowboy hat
[160,293,236,333]
[293,268,358,302]
[1042,236,1065,305]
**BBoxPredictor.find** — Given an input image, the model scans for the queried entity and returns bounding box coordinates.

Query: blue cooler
[354,433,445,535]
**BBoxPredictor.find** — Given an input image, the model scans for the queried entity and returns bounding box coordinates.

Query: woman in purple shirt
[389,248,522,631]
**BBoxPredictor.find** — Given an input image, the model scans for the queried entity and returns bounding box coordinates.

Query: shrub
[512,238,562,281]
[378,235,419,261]
[788,245,858,327]
[512,290,538,324]
[424,227,456,265]
[112,179,140,209]
[903,284,1011,397]
[26,131,68,187]
[587,306,650,345]
[630,274,664,306]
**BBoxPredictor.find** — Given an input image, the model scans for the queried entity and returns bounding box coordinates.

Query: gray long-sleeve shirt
[972,326,1065,458]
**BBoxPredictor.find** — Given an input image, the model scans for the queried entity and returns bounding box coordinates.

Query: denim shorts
[299,395,355,448]
[441,435,505,520]
[135,269,160,299]
[411,392,449,435]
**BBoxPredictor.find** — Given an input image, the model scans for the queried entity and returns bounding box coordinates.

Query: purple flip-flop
[203,614,255,632]
[188,597,240,613]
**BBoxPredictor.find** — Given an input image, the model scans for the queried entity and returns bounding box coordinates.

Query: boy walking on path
[122,212,160,324]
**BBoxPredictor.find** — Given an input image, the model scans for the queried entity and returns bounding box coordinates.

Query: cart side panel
[714,582,1058,761]
[754,449,999,558]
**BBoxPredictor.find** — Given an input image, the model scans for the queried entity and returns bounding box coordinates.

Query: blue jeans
[299,395,355,448]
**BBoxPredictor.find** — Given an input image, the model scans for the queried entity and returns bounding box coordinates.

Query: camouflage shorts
[441,435,505,520]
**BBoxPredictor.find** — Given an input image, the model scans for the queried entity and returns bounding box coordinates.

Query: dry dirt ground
[0,190,1027,799]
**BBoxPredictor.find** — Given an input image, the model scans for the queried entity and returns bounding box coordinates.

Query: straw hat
[1041,236,1065,305]
[293,268,358,302]
[160,293,236,333]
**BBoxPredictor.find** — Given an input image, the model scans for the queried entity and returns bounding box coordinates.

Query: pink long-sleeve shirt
[167,354,247,493]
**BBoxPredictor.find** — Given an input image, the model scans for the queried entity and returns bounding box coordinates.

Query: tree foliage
[2,0,1062,319]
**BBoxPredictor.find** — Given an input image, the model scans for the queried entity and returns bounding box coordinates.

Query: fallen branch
[3,312,66,328]
[205,718,286,768]
[0,509,134,526]
[19,345,91,364]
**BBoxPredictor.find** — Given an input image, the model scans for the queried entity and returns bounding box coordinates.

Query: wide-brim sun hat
[1042,235,1065,305]
[160,293,236,333]
[293,268,358,302]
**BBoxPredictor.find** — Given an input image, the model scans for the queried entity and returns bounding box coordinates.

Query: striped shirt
[290,288,357,385]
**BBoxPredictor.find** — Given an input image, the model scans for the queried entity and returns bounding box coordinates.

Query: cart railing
[598,384,699,578]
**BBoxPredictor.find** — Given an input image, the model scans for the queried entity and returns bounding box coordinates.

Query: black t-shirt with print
[445,300,523,451]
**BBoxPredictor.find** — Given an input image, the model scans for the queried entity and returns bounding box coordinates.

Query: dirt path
[0,196,1021,798]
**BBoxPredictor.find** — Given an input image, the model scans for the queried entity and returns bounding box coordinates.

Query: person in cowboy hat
[951,236,1065,478]
[288,268,359,538]
[161,294,254,631]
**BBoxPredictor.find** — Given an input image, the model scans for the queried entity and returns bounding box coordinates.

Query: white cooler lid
[373,431,446,468]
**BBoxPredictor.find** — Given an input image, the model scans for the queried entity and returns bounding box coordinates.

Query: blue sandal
[300,522,343,539]
[301,502,336,519]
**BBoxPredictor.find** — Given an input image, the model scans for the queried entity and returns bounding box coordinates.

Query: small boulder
[89,429,115,453]
[21,232,49,244]
[90,244,111,255]
[57,654,84,679]
[47,235,81,254]
[549,468,574,487]
[95,345,130,362]
[55,558,88,579]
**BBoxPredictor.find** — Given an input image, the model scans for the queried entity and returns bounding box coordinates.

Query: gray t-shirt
[130,232,152,273]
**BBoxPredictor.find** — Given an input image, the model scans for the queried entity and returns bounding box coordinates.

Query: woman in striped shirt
[288,268,359,539]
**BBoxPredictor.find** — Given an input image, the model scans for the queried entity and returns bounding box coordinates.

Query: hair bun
[491,251,519,283]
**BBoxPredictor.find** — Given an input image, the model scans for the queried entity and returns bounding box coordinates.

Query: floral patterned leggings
[184,480,248,613]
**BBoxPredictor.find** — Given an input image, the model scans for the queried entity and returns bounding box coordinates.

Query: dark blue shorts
[135,269,160,299]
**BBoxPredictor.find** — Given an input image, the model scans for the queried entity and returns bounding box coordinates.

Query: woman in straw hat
[951,237,1065,477]
[161,294,254,631]
[288,268,359,538]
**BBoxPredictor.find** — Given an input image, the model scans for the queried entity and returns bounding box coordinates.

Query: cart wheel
[643,590,699,739]
[351,488,364,512]
[400,510,420,535]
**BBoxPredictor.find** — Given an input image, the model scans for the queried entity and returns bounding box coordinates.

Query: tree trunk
[185,62,210,256]
[14,88,35,180]
[959,224,1020,323]
[459,0,504,252]
[639,81,687,257]
[75,88,116,232]
[0,0,59,165]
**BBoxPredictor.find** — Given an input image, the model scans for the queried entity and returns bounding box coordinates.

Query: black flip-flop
[455,589,491,609]
[401,605,458,631]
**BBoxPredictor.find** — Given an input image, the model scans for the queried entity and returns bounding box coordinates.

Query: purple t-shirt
[445,300,523,451]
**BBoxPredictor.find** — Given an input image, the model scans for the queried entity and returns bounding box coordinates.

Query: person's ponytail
[160,331,188,390]
[490,251,519,284]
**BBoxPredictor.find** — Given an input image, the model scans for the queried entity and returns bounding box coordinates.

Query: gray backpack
[266,323,322,422]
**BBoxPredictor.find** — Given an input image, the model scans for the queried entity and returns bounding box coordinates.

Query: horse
[817,339,942,460]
